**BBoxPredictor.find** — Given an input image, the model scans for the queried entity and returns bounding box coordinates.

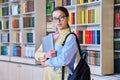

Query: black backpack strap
[62,32,84,80]
[62,32,82,57]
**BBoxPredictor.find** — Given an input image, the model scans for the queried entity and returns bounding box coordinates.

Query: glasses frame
[52,15,66,23]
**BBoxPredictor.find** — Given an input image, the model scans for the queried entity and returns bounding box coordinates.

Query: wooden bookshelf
[114,0,120,74]
[55,0,114,75]
[0,0,46,64]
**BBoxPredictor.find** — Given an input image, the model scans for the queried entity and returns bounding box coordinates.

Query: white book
[42,34,54,52]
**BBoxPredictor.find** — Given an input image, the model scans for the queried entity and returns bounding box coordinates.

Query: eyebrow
[53,15,66,18]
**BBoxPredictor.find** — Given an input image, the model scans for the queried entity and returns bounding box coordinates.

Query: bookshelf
[0,0,46,64]
[55,0,114,75]
[114,0,120,74]
[46,0,56,33]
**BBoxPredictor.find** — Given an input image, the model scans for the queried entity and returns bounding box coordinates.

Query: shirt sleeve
[35,45,46,61]
[45,34,78,66]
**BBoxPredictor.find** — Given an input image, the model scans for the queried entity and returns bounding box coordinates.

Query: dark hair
[52,6,69,17]
[52,6,71,32]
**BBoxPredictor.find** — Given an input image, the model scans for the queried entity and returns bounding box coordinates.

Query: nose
[56,18,61,23]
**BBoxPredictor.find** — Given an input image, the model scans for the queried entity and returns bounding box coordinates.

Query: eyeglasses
[52,15,66,22]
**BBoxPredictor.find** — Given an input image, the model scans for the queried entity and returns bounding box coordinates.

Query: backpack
[62,32,91,80]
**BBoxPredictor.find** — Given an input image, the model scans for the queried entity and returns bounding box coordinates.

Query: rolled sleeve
[35,45,46,61]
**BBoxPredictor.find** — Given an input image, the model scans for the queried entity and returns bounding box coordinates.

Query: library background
[0,0,120,80]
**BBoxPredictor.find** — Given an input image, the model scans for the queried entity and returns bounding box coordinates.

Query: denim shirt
[45,34,78,75]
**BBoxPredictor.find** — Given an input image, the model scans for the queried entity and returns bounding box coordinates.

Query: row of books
[23,17,34,28]
[59,0,99,6]
[0,45,35,59]
[114,52,120,73]
[27,32,35,43]
[114,40,120,50]
[1,1,34,16]
[68,12,75,25]
[25,45,35,58]
[1,33,9,43]
[60,0,76,6]
[21,0,34,13]
[11,19,19,28]
[77,8,100,24]
[13,32,35,43]
[0,7,9,17]
[10,4,20,15]
[46,0,55,15]
[13,46,21,57]
[114,0,120,4]
[0,20,9,29]
[85,50,100,66]
[114,29,120,39]
[1,32,35,43]
[79,0,99,4]
[0,46,9,56]
[12,32,21,43]
[13,45,35,58]
[76,30,100,44]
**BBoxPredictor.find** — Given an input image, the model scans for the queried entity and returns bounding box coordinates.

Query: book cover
[42,34,54,52]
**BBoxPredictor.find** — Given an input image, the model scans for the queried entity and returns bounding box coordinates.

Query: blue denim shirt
[45,34,78,75]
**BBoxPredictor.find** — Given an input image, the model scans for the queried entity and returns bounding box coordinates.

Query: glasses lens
[52,16,66,22]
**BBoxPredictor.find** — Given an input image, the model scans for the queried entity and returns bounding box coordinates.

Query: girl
[35,6,78,80]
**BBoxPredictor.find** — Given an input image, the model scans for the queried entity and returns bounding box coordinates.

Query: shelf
[55,0,114,75]
[114,3,120,7]
[0,55,10,61]
[10,56,35,65]
[76,23,100,27]
[89,65,101,75]
[114,50,120,53]
[76,1,100,7]
[0,0,46,65]
[114,27,120,29]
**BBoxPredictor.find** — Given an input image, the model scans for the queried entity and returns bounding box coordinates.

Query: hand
[45,50,56,59]
[41,61,47,67]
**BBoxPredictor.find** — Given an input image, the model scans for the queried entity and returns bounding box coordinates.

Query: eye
[52,17,58,20]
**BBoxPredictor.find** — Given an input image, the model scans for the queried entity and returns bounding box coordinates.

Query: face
[52,10,68,30]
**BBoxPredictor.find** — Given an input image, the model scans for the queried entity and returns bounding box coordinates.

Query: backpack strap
[62,32,82,59]
[62,32,86,80]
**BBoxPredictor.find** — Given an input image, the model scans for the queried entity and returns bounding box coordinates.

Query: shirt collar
[59,28,70,36]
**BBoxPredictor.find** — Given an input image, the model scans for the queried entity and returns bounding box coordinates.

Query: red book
[115,12,120,27]
[88,10,91,23]
[75,30,80,41]
[71,12,75,24]
[85,30,89,44]
[89,30,93,44]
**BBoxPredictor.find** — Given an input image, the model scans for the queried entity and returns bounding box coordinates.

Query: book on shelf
[13,46,21,57]
[114,52,120,73]
[77,8,100,24]
[23,17,34,28]
[86,50,100,66]
[114,29,120,39]
[21,0,34,13]
[114,40,120,50]
[77,30,100,44]
[42,33,54,52]
[1,46,9,56]
[27,32,35,43]
[11,19,19,28]
[0,20,9,29]
[46,0,55,15]
[1,33,9,43]
[11,4,20,15]
[25,44,35,58]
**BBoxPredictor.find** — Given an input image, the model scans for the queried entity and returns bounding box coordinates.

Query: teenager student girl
[35,6,78,80]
